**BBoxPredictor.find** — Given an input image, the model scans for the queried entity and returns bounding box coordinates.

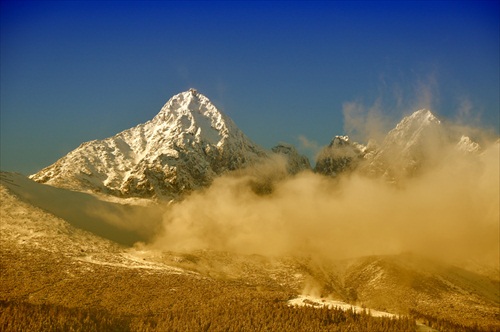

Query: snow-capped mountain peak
[314,135,366,176]
[405,108,439,123]
[456,135,480,154]
[148,89,230,147]
[330,135,351,147]
[316,109,482,180]
[363,109,447,178]
[328,135,367,152]
[388,109,441,143]
[30,90,267,200]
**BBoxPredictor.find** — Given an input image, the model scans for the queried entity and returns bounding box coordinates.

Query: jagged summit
[148,89,233,148]
[404,108,439,123]
[363,109,447,179]
[316,109,481,180]
[389,109,441,141]
[315,136,366,176]
[456,135,480,153]
[30,90,267,200]
[329,136,351,147]
[271,143,311,174]
[30,97,483,198]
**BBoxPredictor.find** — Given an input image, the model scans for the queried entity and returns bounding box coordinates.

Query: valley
[1,90,499,331]
[1,172,498,331]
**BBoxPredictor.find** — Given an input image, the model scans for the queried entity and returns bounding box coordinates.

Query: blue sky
[1,1,499,174]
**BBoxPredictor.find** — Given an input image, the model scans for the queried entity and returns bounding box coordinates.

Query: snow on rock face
[366,109,452,179]
[314,136,366,177]
[316,109,482,180]
[30,90,267,200]
[364,109,484,181]
[456,135,480,154]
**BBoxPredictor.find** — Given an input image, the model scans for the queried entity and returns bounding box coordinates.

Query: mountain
[2,100,498,331]
[316,109,481,180]
[314,136,366,176]
[306,253,500,329]
[1,172,163,245]
[366,109,449,179]
[2,172,498,331]
[2,170,498,330]
[271,143,311,174]
[456,134,480,153]
[30,89,268,200]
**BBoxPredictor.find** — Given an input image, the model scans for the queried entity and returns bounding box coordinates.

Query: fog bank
[152,139,499,263]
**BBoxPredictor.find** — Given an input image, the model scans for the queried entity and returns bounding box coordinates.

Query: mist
[1,172,164,246]
[151,136,499,264]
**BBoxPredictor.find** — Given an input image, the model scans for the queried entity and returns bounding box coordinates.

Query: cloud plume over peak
[151,130,499,264]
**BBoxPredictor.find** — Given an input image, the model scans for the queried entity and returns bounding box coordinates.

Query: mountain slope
[271,143,311,174]
[366,109,449,179]
[2,171,498,331]
[30,89,267,200]
[316,109,481,181]
[340,254,499,329]
[314,136,366,176]
[1,172,163,245]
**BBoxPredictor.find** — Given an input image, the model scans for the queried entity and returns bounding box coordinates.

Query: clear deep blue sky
[1,1,499,174]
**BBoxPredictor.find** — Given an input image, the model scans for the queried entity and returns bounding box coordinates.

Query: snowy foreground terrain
[287,295,396,318]
[1,171,498,331]
[2,90,499,331]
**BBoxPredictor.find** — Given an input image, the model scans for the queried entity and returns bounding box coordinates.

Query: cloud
[342,99,390,144]
[298,135,322,159]
[412,72,439,111]
[150,136,499,264]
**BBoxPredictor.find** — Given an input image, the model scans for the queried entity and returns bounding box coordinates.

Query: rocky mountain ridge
[315,109,482,181]
[30,90,483,199]
[30,89,285,200]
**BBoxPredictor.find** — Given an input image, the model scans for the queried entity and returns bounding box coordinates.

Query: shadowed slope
[1,172,163,246]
